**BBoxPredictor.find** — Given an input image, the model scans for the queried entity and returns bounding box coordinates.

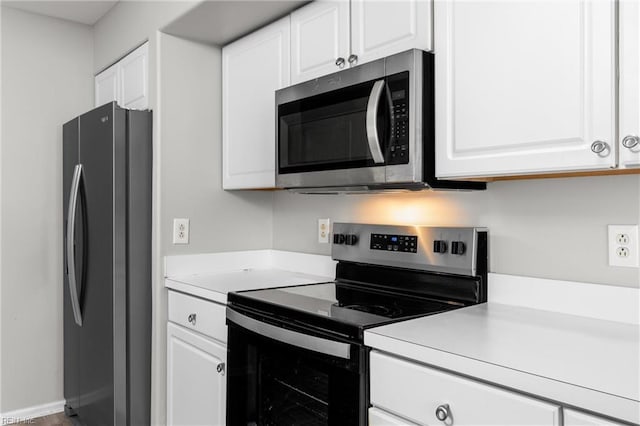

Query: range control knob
[345,234,358,245]
[451,241,466,255]
[433,240,447,254]
[333,234,346,244]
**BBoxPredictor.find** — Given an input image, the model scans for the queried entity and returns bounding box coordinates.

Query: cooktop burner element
[337,303,402,317]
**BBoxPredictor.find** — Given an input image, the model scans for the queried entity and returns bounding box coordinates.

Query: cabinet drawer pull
[622,135,639,149]
[435,403,450,422]
[348,54,358,65]
[216,362,225,375]
[187,313,196,326]
[590,140,610,156]
[335,57,346,68]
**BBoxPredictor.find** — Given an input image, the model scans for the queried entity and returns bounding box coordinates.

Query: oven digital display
[370,233,418,253]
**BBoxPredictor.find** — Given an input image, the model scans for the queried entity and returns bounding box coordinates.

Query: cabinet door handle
[435,403,450,422]
[187,313,196,326]
[335,57,346,68]
[622,135,639,149]
[216,362,225,375]
[348,54,358,65]
[590,140,610,156]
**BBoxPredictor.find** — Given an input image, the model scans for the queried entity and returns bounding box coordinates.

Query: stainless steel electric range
[226,223,488,426]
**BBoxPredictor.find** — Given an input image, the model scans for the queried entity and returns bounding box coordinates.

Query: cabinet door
[619,0,640,168]
[167,322,226,426]
[351,0,432,66]
[435,0,617,179]
[119,42,149,110]
[564,408,627,426]
[222,17,290,189]
[95,63,119,108]
[290,0,350,84]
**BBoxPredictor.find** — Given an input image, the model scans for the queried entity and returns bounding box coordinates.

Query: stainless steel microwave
[275,49,485,192]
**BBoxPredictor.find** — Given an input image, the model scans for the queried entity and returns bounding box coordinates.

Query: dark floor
[21,413,74,426]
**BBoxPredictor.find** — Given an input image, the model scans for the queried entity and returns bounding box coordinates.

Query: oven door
[226,308,368,426]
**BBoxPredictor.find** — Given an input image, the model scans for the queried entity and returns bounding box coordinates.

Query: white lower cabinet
[369,407,417,425]
[369,351,561,425]
[563,409,627,426]
[167,291,227,426]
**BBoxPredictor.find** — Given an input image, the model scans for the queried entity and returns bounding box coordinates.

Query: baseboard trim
[0,400,65,422]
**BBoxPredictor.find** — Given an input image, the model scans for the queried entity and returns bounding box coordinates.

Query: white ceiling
[2,0,118,25]
[162,0,308,46]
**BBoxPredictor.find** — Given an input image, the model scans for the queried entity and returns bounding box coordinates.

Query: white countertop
[366,299,640,424]
[164,250,335,304]
[166,268,333,304]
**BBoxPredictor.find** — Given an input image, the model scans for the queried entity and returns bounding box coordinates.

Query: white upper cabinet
[94,62,119,108]
[435,0,617,179]
[119,43,149,110]
[619,0,640,168]
[94,42,149,110]
[290,0,350,84]
[290,0,432,84]
[222,17,290,189]
[351,0,432,66]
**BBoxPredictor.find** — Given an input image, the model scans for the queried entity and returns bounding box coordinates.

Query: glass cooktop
[231,282,460,331]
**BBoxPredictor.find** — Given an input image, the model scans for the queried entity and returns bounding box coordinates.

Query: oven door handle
[365,79,386,164]
[227,308,351,360]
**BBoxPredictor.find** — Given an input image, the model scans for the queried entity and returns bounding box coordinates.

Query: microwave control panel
[388,72,410,165]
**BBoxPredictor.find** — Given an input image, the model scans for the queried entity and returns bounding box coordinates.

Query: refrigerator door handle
[66,164,83,326]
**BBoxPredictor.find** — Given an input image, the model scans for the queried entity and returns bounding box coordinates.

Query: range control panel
[370,233,417,253]
[331,223,487,277]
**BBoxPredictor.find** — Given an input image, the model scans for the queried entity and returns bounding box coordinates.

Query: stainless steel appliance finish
[332,223,485,276]
[226,223,488,425]
[63,102,152,425]
[275,49,485,193]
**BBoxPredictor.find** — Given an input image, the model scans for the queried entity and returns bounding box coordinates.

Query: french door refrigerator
[63,102,152,425]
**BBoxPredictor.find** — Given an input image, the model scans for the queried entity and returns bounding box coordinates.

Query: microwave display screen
[391,90,405,101]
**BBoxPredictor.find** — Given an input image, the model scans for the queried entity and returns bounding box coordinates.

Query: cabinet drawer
[168,291,227,343]
[564,409,627,426]
[369,407,417,425]
[370,351,560,426]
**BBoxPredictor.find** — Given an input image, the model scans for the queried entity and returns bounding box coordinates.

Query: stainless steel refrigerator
[63,102,152,425]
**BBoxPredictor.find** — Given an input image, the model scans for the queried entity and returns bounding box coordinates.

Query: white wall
[0,6,93,412]
[273,174,640,288]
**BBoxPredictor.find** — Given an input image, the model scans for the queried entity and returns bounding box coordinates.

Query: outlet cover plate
[608,225,638,267]
[173,218,190,245]
[318,218,330,244]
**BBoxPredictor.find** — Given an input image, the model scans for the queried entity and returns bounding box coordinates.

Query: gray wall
[93,0,196,72]
[0,6,93,412]
[273,174,640,288]
[159,34,273,256]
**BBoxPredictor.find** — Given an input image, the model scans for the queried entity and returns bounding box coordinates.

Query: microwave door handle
[365,79,386,164]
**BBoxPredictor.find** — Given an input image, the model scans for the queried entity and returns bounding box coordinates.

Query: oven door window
[278,78,391,174]
[227,321,365,426]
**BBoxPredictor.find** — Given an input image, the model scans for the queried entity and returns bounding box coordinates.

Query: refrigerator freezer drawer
[168,290,227,344]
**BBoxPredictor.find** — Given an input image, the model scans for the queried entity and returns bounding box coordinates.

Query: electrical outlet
[608,225,638,267]
[173,218,190,245]
[318,218,330,244]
